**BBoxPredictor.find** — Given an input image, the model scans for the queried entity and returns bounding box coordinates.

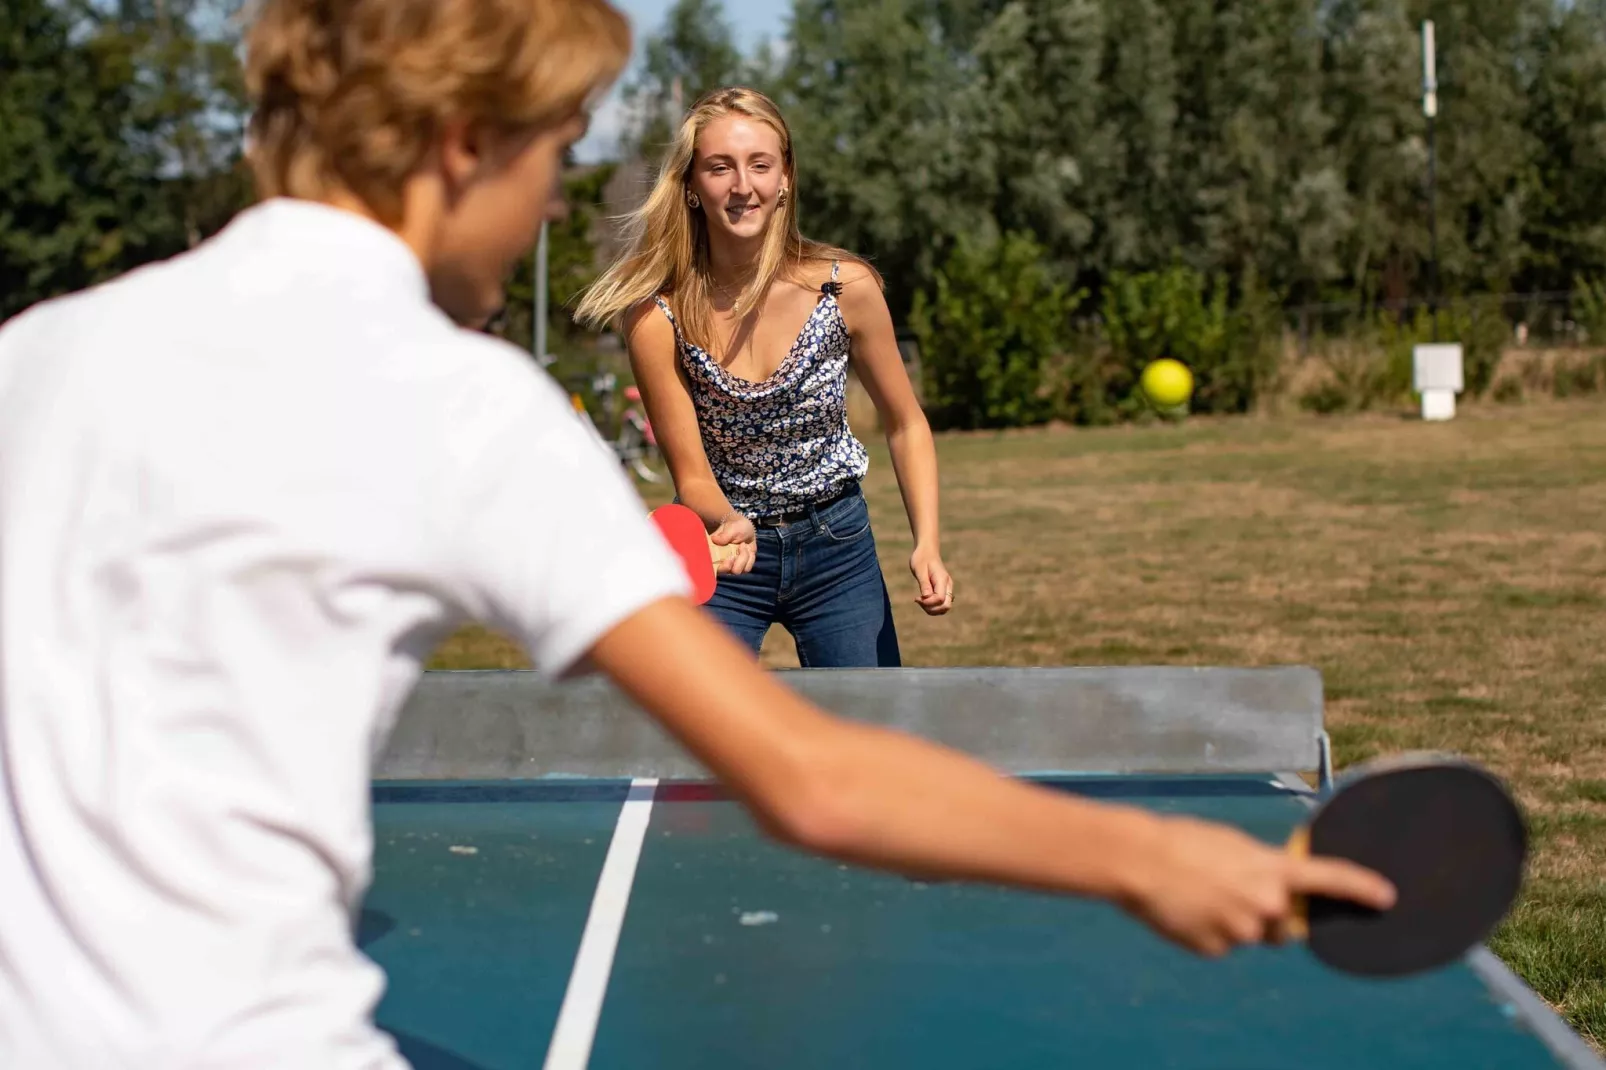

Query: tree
[1093,0,1179,278]
[1158,0,1344,302]
[495,165,620,358]
[619,0,746,162]
[1408,0,1548,295]
[1,0,254,324]
[0,0,172,322]
[1320,0,1428,304]
[780,0,994,320]
[1519,3,1606,291]
[965,0,1108,280]
[112,0,250,245]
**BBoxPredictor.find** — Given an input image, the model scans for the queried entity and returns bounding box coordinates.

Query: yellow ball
[1141,358,1194,409]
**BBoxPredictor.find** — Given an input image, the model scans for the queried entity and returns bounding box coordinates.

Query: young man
[0,0,1394,1066]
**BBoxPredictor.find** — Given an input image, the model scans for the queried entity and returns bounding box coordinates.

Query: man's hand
[1118,815,1398,956]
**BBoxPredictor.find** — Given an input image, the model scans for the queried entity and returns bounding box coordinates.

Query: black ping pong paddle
[1286,753,1527,978]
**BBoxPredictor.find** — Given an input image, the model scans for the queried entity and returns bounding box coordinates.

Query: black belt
[751,482,860,527]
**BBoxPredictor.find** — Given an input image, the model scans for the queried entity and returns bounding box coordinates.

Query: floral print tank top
[654,261,870,520]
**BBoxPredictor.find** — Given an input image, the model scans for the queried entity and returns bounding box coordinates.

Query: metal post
[1423,20,1440,342]
[534,222,549,366]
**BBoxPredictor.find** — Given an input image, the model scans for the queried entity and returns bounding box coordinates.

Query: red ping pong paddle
[649,504,737,606]
[1286,753,1527,977]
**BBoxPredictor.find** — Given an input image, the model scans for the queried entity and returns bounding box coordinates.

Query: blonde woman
[577,87,952,667]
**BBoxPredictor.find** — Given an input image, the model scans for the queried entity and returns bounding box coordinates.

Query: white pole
[534,222,549,366]
[1422,20,1438,118]
[1422,20,1440,342]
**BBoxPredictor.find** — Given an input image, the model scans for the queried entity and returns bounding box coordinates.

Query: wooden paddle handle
[706,533,740,568]
[1284,824,1311,940]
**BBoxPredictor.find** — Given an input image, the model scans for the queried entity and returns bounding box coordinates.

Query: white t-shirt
[0,199,690,1069]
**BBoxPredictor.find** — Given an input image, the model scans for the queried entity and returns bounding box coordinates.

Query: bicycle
[568,371,664,484]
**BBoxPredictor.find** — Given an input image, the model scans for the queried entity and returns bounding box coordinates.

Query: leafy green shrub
[1491,376,1524,405]
[1097,263,1283,417]
[1298,342,1394,414]
[1300,296,1511,413]
[1298,378,1354,414]
[910,231,1086,430]
[1574,275,1606,344]
[1049,338,1129,426]
[1442,297,1507,397]
[1554,355,1603,398]
[1373,298,1506,400]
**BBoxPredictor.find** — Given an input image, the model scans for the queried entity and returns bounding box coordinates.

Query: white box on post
[1412,342,1464,421]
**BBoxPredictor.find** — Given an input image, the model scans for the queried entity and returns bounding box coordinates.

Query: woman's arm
[622,301,756,571]
[835,265,952,615]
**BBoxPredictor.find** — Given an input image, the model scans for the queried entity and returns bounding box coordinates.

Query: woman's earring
[687,191,701,209]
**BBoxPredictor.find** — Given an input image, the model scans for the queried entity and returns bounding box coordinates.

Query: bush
[910,231,1086,430]
[1491,376,1524,405]
[1554,355,1603,398]
[1391,297,1507,398]
[1094,263,1283,418]
[1297,341,1395,414]
[1048,340,1129,426]
[1574,275,1606,344]
[1298,295,1510,412]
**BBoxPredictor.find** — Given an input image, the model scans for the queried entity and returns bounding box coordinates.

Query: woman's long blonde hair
[574,86,880,355]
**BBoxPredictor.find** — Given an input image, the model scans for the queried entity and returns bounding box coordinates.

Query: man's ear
[437,117,483,201]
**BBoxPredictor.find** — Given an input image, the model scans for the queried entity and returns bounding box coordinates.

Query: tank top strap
[652,294,677,327]
[821,261,843,298]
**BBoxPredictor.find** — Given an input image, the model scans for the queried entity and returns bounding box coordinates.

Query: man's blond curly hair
[242,0,631,223]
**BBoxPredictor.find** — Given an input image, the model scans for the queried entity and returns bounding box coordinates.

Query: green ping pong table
[361,666,1603,1069]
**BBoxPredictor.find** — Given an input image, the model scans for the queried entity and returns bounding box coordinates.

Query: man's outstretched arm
[583,596,1396,959]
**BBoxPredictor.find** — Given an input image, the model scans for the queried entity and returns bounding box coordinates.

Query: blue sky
[574,0,791,162]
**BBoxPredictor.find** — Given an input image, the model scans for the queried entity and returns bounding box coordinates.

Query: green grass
[431,395,1606,1048]
[1491,879,1606,1043]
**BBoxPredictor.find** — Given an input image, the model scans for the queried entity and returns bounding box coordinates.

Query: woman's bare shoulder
[622,295,676,350]
[788,250,879,293]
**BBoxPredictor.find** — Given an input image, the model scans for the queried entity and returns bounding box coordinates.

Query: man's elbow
[749,752,864,857]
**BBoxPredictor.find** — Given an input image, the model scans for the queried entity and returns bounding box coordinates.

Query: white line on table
[542,777,657,1070]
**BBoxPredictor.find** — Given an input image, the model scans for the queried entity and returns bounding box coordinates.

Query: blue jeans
[704,488,901,668]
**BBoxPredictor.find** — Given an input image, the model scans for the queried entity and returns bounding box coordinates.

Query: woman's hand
[711,511,758,576]
[910,545,953,615]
